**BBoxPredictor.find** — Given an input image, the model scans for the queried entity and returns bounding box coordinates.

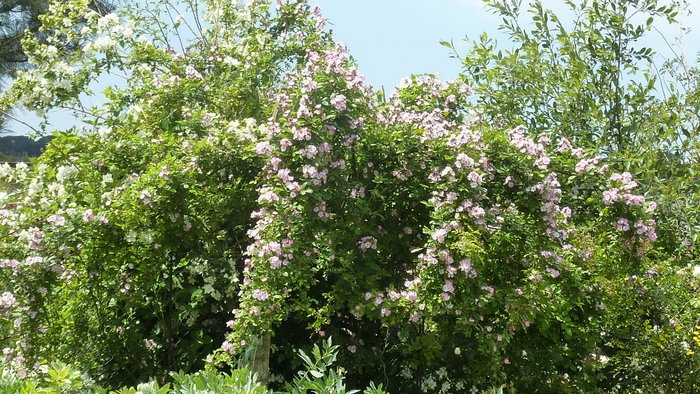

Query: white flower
[91,36,117,51]
[421,376,437,391]
[98,127,112,138]
[223,56,240,66]
[101,174,115,186]
[121,26,134,38]
[126,230,137,243]
[97,13,119,31]
[0,291,17,307]
[46,45,58,59]
[56,165,78,182]
[692,265,700,278]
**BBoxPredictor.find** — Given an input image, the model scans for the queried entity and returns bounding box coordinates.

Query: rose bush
[0,0,698,392]
[0,0,324,385]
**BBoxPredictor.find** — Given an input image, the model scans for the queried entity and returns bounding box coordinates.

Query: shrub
[0,0,699,392]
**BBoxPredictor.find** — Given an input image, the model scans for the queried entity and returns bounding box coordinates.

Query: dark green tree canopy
[0,0,114,132]
[0,0,45,78]
[1,0,114,80]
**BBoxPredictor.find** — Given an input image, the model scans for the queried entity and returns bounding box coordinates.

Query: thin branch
[164,4,187,55]
[0,109,43,135]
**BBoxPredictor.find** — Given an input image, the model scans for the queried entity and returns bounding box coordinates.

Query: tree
[0,0,114,80]
[0,0,115,131]
[1,0,46,81]
[449,0,700,390]
[0,134,51,159]
[455,0,689,154]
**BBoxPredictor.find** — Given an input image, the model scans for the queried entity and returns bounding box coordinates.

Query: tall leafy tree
[0,0,114,131]
[448,1,700,389]
[1,0,113,79]
[454,0,693,160]
[1,0,46,80]
[449,0,700,259]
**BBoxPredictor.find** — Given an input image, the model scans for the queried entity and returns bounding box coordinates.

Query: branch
[0,109,42,136]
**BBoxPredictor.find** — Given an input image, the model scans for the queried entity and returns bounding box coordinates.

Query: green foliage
[111,382,171,394]
[0,340,386,394]
[1,361,107,393]
[166,369,266,394]
[0,128,258,385]
[0,367,24,393]
[285,338,358,394]
[444,2,700,390]
[0,135,51,159]
[458,0,686,155]
[1,0,700,392]
[0,0,330,388]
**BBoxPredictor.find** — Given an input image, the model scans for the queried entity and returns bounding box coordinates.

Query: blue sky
[307,0,493,91]
[309,0,700,92]
[5,0,700,135]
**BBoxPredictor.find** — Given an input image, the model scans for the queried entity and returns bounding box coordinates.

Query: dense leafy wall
[0,0,699,392]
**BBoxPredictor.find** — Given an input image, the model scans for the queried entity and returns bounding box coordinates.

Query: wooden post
[240,333,271,385]
[252,333,271,384]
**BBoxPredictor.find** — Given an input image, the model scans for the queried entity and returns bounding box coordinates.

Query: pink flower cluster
[357,236,378,252]
[614,218,630,232]
[257,188,280,203]
[276,168,301,197]
[529,172,572,241]
[255,141,274,155]
[24,227,44,250]
[610,172,638,189]
[455,153,475,169]
[508,126,551,170]
[313,201,332,219]
[0,291,16,308]
[0,259,20,270]
[546,267,561,278]
[251,289,269,301]
[602,188,645,206]
[301,164,328,185]
[455,200,486,226]
[575,157,601,174]
[349,184,365,198]
[330,94,347,111]
[634,219,657,242]
[255,239,293,269]
[448,126,483,149]
[558,137,585,159]
[185,65,203,80]
[46,214,66,227]
[603,172,645,206]
[441,279,455,301]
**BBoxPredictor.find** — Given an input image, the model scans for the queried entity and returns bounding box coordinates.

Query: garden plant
[1,0,700,392]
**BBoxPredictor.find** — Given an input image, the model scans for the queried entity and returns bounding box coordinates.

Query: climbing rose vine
[1,0,694,392]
